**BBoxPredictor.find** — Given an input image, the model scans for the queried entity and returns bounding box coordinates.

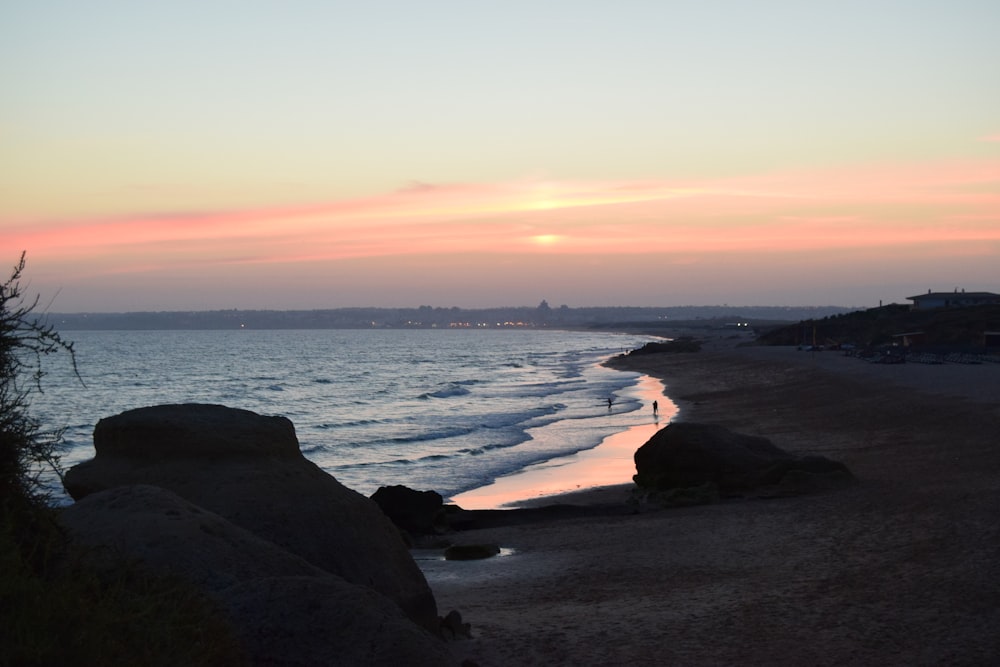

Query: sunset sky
[3,1,999,312]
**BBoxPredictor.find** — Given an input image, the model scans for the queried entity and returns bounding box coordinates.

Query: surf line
[448,374,674,509]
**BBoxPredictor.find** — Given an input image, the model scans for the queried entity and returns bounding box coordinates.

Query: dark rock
[63,403,439,632]
[634,422,852,497]
[60,484,327,591]
[439,610,472,639]
[627,337,702,355]
[91,402,301,460]
[444,544,501,560]
[372,485,447,536]
[60,485,454,666]
[221,576,452,667]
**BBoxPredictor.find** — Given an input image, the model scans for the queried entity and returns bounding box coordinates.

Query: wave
[315,417,386,429]
[334,451,457,470]
[37,328,660,503]
[333,415,621,499]
[388,425,477,444]
[417,384,472,400]
[483,378,586,399]
[456,437,529,456]
[478,403,565,429]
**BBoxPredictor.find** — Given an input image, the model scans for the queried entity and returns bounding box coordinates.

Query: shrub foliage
[1,253,246,667]
[0,252,77,511]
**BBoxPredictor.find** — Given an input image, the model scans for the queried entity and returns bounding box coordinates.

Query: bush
[0,253,246,666]
[0,252,77,512]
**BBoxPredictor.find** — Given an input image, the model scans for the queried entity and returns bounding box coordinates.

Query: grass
[1,505,248,667]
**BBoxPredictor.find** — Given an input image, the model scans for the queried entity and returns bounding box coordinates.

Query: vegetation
[1,254,78,511]
[756,303,1000,349]
[1,253,246,666]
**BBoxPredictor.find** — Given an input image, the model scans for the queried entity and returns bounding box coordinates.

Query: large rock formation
[63,404,438,632]
[371,485,447,537]
[60,485,454,666]
[634,422,852,497]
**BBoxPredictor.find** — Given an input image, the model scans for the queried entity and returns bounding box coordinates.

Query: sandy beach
[423,339,1000,665]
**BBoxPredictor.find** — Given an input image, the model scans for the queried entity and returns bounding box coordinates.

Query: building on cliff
[907,290,1000,310]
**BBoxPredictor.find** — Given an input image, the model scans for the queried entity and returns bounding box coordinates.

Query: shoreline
[448,374,673,509]
[444,330,751,510]
[426,339,1000,665]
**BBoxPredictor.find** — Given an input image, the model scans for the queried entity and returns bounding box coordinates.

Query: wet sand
[448,374,675,509]
[426,339,1000,665]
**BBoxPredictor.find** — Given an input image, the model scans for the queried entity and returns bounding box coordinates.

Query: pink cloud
[5,157,1000,282]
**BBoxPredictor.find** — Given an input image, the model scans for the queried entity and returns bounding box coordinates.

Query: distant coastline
[42,304,855,331]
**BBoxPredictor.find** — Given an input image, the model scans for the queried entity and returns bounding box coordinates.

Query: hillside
[755,304,1000,349]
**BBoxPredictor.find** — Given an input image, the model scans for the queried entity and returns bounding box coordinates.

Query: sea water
[30,328,659,503]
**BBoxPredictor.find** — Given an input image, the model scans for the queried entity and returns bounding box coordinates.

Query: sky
[2,1,999,312]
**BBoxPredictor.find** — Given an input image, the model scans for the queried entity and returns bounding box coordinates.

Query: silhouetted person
[607,397,613,410]
[653,400,658,415]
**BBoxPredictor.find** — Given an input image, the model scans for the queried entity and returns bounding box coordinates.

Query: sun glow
[531,234,561,246]
[4,156,1000,310]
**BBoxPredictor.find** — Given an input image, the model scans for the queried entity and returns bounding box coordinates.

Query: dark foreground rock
[60,485,454,667]
[372,485,447,537]
[63,404,438,632]
[634,422,853,498]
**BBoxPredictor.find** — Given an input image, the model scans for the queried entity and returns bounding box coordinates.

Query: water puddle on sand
[411,547,516,562]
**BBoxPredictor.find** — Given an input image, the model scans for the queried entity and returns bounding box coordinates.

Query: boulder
[634,422,852,497]
[63,404,438,632]
[60,485,454,666]
[220,576,453,667]
[371,485,447,536]
[87,403,301,460]
[60,484,327,591]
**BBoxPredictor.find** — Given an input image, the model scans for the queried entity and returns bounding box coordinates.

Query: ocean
[31,328,663,504]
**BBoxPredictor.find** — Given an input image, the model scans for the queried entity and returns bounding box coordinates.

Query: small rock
[371,485,447,536]
[439,609,472,639]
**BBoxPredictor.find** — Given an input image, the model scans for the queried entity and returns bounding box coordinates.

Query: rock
[63,404,438,632]
[626,337,702,355]
[220,576,453,667]
[60,485,454,666]
[88,403,301,460]
[444,544,501,560]
[372,485,447,536]
[633,422,852,497]
[60,484,327,591]
[439,610,473,639]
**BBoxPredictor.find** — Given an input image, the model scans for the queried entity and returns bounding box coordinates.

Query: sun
[531,234,561,246]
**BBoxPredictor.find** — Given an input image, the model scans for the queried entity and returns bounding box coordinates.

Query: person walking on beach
[607,397,613,410]
[653,400,658,415]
